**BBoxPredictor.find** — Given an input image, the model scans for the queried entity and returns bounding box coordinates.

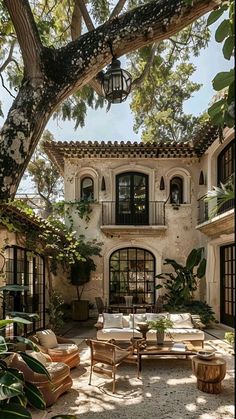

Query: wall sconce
[101,42,132,103]
[199,170,204,185]
[101,176,106,191]
[160,176,165,190]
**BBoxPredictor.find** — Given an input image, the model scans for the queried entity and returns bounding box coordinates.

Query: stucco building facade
[45,124,235,328]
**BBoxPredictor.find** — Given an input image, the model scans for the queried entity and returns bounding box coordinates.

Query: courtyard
[28,318,235,419]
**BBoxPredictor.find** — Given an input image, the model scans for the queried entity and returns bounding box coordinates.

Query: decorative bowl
[197,350,216,360]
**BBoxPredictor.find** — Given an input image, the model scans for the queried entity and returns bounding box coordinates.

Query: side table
[192,355,226,394]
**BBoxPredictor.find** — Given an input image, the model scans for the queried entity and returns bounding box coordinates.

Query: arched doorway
[109,247,155,304]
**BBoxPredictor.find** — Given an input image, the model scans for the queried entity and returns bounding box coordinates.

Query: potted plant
[147,317,173,345]
[70,258,95,321]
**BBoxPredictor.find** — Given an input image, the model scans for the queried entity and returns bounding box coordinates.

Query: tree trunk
[0,0,220,200]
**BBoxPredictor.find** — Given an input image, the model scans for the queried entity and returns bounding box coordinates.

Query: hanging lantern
[101,54,132,104]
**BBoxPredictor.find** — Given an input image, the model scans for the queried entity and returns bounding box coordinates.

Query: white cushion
[146,328,204,341]
[103,313,123,329]
[129,313,146,328]
[97,328,142,341]
[169,313,193,329]
[50,343,78,354]
[25,350,48,366]
[122,316,130,327]
[146,312,169,322]
[36,329,58,349]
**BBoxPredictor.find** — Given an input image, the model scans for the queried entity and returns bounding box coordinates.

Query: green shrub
[225,332,235,345]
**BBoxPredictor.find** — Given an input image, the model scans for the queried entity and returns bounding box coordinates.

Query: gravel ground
[31,337,234,419]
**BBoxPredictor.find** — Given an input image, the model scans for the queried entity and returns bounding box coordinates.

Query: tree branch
[3,0,43,80]
[131,43,158,90]
[76,0,95,31]
[110,0,127,19]
[0,41,15,72]
[71,0,82,40]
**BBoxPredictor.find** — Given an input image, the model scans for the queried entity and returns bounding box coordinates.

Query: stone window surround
[103,241,162,304]
[165,167,191,204]
[110,164,155,202]
[74,167,99,201]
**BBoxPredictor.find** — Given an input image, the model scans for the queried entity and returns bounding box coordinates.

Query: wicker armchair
[29,332,80,369]
[86,339,133,393]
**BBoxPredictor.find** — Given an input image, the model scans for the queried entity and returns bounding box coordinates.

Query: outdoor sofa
[95,312,205,347]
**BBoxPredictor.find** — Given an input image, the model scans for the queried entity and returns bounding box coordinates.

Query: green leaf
[227,80,235,104]
[0,403,31,418]
[207,7,227,26]
[223,36,235,59]
[10,394,27,407]
[0,336,8,353]
[16,337,40,352]
[18,353,51,380]
[212,70,235,91]
[208,98,225,118]
[0,371,23,400]
[0,285,29,292]
[155,284,163,290]
[24,381,46,410]
[186,249,198,270]
[197,258,207,278]
[215,19,230,42]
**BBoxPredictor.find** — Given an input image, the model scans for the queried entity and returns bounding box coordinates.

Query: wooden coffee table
[136,342,197,378]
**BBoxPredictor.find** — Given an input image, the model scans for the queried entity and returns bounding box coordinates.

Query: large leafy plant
[156,248,206,305]
[207,0,235,132]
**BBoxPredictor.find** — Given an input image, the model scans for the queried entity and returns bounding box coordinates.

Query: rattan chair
[86,339,133,393]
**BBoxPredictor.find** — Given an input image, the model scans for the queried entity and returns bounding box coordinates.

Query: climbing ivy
[0,200,102,275]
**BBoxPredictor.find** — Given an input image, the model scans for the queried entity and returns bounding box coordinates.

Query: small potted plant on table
[147,317,173,345]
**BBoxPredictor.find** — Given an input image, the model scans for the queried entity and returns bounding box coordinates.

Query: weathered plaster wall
[61,155,209,305]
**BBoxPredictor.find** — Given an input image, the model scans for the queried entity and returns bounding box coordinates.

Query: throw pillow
[146,312,169,322]
[36,329,58,349]
[25,350,48,366]
[169,313,193,329]
[129,313,147,329]
[103,313,123,329]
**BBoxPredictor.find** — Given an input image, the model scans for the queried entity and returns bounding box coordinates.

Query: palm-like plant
[156,248,206,306]
[204,176,235,219]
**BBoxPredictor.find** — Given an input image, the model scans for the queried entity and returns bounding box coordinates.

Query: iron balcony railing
[102,201,166,226]
[198,195,234,224]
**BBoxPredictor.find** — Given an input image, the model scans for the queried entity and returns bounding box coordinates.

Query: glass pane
[81,177,93,200]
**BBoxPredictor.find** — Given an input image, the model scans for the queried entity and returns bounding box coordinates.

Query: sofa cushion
[169,313,193,329]
[25,350,48,366]
[49,344,78,355]
[36,330,58,349]
[97,328,142,341]
[129,313,146,328]
[103,313,123,329]
[146,312,169,322]
[146,327,204,342]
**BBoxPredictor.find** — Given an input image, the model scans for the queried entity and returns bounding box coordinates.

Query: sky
[0,13,233,145]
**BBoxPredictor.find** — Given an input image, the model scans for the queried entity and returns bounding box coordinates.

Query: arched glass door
[116,172,148,225]
[109,247,155,304]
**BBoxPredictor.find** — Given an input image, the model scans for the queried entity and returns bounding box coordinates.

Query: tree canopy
[0,0,221,200]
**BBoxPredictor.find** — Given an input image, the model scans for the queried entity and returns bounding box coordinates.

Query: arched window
[81,177,94,201]
[217,139,235,213]
[170,177,183,204]
[109,247,155,304]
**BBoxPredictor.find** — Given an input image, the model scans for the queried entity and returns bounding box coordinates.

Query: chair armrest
[94,322,103,330]
[56,336,76,344]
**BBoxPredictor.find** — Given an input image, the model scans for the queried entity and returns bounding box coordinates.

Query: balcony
[101,201,167,236]
[196,196,235,237]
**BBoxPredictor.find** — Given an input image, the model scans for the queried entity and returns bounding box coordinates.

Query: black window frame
[217,139,235,214]
[170,176,183,204]
[3,245,46,336]
[116,172,149,225]
[109,247,155,305]
[81,176,94,201]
